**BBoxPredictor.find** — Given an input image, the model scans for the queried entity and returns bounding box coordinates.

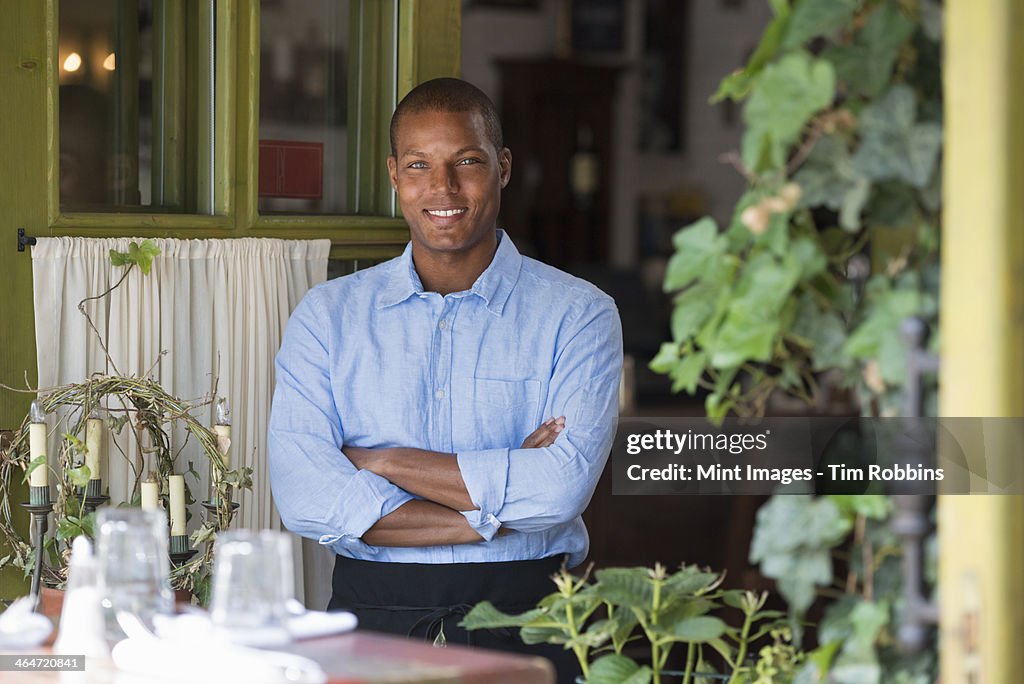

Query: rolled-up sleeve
[268,288,414,555]
[456,297,623,534]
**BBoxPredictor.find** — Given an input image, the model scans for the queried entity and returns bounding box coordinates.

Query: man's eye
[408,161,427,169]
[457,158,481,166]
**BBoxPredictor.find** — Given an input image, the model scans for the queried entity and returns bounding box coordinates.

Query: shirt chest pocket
[461,377,542,451]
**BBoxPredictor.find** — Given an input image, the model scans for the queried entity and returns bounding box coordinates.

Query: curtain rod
[17,228,36,252]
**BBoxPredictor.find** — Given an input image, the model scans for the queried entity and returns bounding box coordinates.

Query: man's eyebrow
[399,146,487,159]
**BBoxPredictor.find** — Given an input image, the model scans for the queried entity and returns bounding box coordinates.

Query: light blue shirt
[268,231,622,568]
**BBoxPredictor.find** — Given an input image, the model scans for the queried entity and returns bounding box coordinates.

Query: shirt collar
[375,230,523,315]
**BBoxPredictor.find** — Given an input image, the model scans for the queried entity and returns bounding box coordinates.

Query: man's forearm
[361,499,482,546]
[347,447,475,511]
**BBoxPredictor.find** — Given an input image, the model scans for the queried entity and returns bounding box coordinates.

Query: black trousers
[328,554,580,683]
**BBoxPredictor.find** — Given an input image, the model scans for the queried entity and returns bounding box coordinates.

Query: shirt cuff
[317,468,414,554]
[456,447,510,540]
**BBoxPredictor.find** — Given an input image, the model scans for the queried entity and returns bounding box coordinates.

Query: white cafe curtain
[31,237,335,609]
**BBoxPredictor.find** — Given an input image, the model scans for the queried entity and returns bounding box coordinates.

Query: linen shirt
[268,231,622,568]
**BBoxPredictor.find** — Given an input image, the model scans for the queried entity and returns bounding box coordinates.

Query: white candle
[168,475,187,536]
[214,424,232,469]
[29,423,48,488]
[141,480,160,510]
[85,417,104,482]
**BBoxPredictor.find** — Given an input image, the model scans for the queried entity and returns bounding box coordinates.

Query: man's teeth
[427,209,466,217]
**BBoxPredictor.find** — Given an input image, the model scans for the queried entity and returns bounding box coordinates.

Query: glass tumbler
[209,529,294,646]
[95,508,174,642]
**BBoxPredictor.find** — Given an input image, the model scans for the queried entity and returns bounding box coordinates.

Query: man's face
[388,109,511,257]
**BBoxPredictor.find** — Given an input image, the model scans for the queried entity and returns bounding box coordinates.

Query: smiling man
[268,78,622,680]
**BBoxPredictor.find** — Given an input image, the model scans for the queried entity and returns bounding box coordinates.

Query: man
[268,78,621,679]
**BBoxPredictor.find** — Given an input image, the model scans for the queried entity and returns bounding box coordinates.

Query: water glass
[209,529,294,646]
[95,508,174,642]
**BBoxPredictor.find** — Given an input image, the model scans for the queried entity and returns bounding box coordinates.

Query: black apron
[327,554,580,683]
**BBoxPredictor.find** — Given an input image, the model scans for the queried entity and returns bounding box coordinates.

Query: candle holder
[28,485,49,506]
[74,486,110,516]
[84,478,102,498]
[201,500,240,516]
[169,534,197,567]
[20,500,53,610]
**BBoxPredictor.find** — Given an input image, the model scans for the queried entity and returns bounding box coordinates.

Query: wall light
[103,52,116,71]
[63,52,82,72]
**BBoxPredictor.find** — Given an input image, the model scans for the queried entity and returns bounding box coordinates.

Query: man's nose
[430,165,459,194]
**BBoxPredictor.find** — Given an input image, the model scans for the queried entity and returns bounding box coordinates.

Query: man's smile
[424,207,468,224]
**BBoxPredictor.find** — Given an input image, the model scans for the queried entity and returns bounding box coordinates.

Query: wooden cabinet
[497,59,621,269]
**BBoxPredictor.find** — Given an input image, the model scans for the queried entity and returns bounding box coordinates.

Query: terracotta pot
[38,586,193,618]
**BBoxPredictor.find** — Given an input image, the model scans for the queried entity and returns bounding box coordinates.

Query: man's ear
[387,156,399,191]
[499,148,512,189]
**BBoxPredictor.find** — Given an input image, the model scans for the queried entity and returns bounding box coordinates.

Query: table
[2,631,555,683]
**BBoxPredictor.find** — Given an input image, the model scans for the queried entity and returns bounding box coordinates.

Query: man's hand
[520,416,565,449]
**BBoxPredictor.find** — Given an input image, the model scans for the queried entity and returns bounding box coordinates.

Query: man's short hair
[389,78,504,156]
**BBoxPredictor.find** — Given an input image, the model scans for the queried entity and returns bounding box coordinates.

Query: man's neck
[411,234,499,296]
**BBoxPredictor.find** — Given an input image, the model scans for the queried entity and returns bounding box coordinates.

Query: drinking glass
[95,508,174,642]
[209,529,294,646]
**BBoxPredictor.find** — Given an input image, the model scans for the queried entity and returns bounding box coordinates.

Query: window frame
[45,0,460,260]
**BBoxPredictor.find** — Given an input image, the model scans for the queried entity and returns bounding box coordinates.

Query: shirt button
[434,389,445,400]
[438,319,447,330]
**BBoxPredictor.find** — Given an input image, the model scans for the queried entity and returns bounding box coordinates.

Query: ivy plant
[650,0,942,419]
[749,495,936,684]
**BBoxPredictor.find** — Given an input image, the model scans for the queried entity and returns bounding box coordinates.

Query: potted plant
[0,240,252,606]
[462,563,809,684]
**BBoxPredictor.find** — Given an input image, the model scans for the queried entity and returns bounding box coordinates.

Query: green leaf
[842,286,921,381]
[649,343,680,375]
[666,616,728,643]
[670,351,707,395]
[823,2,915,97]
[24,455,46,483]
[460,601,547,631]
[664,218,728,292]
[712,1,792,103]
[672,283,723,342]
[791,293,851,371]
[663,565,723,597]
[588,654,652,684]
[851,85,943,188]
[109,249,131,267]
[606,604,640,649]
[792,237,827,282]
[519,625,570,645]
[783,0,859,49]
[594,567,655,611]
[110,239,161,275]
[56,516,84,543]
[749,497,853,615]
[67,464,92,488]
[793,134,871,232]
[742,52,836,171]
[709,312,779,368]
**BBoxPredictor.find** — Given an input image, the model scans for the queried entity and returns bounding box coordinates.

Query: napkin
[111,634,327,683]
[0,596,53,649]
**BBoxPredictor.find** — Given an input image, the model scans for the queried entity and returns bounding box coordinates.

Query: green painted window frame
[42,0,460,260]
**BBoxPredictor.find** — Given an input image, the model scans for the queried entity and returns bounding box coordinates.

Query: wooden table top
[1,630,555,684]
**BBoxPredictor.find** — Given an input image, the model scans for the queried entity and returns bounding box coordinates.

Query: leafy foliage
[462,564,792,683]
[0,241,248,598]
[654,0,942,419]
[749,495,936,684]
